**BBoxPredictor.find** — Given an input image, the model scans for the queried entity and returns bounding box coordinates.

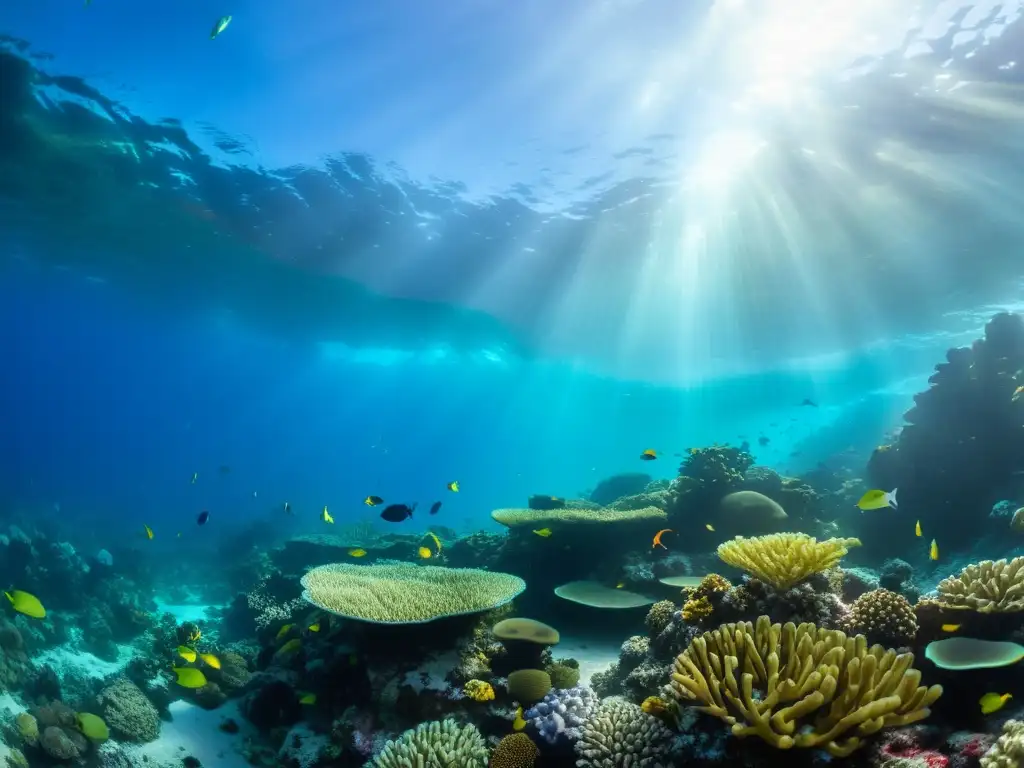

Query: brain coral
[490,733,539,768]
[935,556,1024,612]
[717,533,861,590]
[96,679,160,743]
[843,589,918,647]
[300,562,525,623]
[490,506,667,528]
[371,719,487,768]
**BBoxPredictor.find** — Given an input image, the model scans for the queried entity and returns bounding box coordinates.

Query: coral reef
[524,685,600,746]
[371,719,488,768]
[933,557,1024,612]
[575,696,673,768]
[981,719,1024,768]
[96,678,161,742]
[717,533,862,590]
[843,588,918,647]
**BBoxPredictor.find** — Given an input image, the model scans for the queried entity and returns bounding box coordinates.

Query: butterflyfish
[915,520,922,537]
[5,590,45,619]
[447,481,460,492]
[364,496,383,507]
[652,529,673,550]
[532,528,552,537]
[299,693,316,705]
[199,653,220,669]
[275,624,295,641]
[308,623,320,633]
[144,524,154,540]
[930,539,939,561]
[640,449,657,461]
[980,692,1012,715]
[176,645,197,663]
[172,667,208,689]
[427,532,442,553]
[941,624,961,632]
[512,706,526,731]
[418,546,432,559]
[856,488,898,512]
[210,15,232,39]
[321,506,334,524]
[347,548,367,558]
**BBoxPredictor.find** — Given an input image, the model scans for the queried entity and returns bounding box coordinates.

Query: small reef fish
[380,503,415,523]
[427,532,442,553]
[941,624,961,633]
[363,496,383,507]
[199,653,221,669]
[76,712,108,741]
[758,436,770,446]
[532,528,553,538]
[930,539,939,561]
[705,524,715,532]
[299,693,316,705]
[283,502,292,515]
[197,510,210,526]
[1013,386,1024,402]
[652,529,673,550]
[321,506,334,524]
[447,481,460,492]
[275,624,295,641]
[276,638,302,656]
[418,546,432,559]
[172,667,207,689]
[429,501,442,515]
[800,399,818,407]
[856,488,898,512]
[308,623,320,633]
[347,548,367,558]
[176,646,197,663]
[512,706,526,731]
[210,15,232,39]
[5,590,45,619]
[915,520,922,537]
[640,449,657,461]
[615,582,625,589]
[144,525,154,540]
[191,472,198,484]
[980,692,1012,715]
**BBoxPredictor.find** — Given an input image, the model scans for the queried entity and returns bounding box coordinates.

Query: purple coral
[523,686,599,746]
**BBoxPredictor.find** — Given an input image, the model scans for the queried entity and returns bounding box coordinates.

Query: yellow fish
[347,548,367,558]
[199,653,220,669]
[275,624,295,641]
[172,667,207,689]
[532,528,552,538]
[915,520,922,537]
[299,692,316,705]
[447,481,459,492]
[144,524,154,540]
[980,692,1012,715]
[512,706,527,731]
[941,623,961,632]
[363,496,384,507]
[176,645,197,663]
[277,638,302,655]
[705,523,715,532]
[427,532,442,553]
[76,712,108,741]
[930,539,939,561]
[321,506,334,524]
[856,488,898,512]
[5,590,45,619]
[308,623,320,633]
[188,627,202,643]
[418,546,432,559]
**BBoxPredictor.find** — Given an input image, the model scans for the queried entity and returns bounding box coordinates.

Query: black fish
[429,501,442,515]
[800,399,818,407]
[758,436,770,446]
[197,510,210,525]
[380,503,416,523]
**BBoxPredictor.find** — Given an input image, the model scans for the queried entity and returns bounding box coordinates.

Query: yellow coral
[669,616,942,757]
[640,695,677,726]
[716,533,861,590]
[693,574,731,599]
[682,596,714,622]
[463,679,495,702]
[935,557,1024,612]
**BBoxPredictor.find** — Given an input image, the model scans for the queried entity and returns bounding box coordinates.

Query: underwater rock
[588,473,652,506]
[527,495,566,511]
[243,677,302,730]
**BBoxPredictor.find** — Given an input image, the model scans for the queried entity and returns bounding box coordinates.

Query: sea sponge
[490,506,667,528]
[716,533,862,590]
[371,719,488,768]
[96,679,161,743]
[490,733,539,768]
[981,719,1024,768]
[669,615,942,757]
[546,662,580,689]
[300,562,526,623]
[844,589,918,647]
[508,669,552,704]
[575,696,673,768]
[463,679,495,702]
[645,600,676,637]
[934,556,1024,612]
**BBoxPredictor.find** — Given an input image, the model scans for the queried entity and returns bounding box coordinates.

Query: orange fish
[652,529,673,550]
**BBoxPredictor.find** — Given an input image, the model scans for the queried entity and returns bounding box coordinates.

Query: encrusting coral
[981,719,1024,768]
[371,719,488,768]
[933,556,1024,612]
[299,562,526,623]
[575,696,673,768]
[843,589,918,647]
[669,615,943,757]
[717,533,862,590]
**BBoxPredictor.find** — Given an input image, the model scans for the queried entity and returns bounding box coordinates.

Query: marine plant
[716,533,862,591]
[669,615,942,757]
[299,562,526,623]
[370,719,488,768]
[932,556,1024,612]
[575,696,673,768]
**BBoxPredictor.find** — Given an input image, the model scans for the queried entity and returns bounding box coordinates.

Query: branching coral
[371,719,488,768]
[669,615,942,757]
[300,562,525,623]
[575,696,673,768]
[717,534,862,591]
[981,719,1024,768]
[490,506,667,528]
[934,557,1024,612]
[843,589,917,647]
